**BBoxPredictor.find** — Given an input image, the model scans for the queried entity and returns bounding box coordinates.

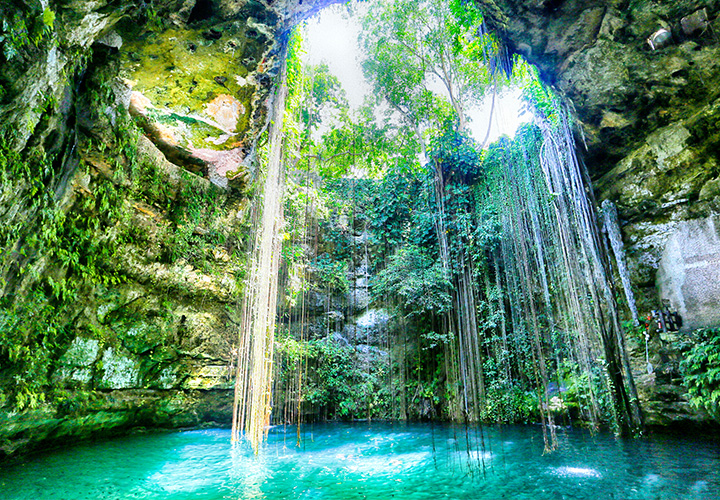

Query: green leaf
[42,8,55,30]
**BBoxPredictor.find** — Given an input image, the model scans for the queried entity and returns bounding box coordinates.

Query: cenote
[2,0,720,496]
[2,423,719,500]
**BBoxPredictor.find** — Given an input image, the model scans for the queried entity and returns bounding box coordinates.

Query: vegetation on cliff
[1,0,720,461]
[268,0,646,449]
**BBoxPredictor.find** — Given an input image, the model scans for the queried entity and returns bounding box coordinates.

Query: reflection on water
[550,466,602,478]
[1,423,719,499]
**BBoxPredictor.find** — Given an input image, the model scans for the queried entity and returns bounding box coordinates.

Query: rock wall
[481,0,720,426]
[656,215,720,330]
[0,0,340,462]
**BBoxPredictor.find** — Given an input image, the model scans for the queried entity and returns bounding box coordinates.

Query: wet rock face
[0,0,319,462]
[656,215,720,330]
[345,309,390,346]
[481,0,720,426]
[483,0,720,178]
[109,0,345,189]
[628,331,712,428]
[118,3,280,189]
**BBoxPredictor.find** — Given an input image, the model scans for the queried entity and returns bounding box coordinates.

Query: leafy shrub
[310,254,349,295]
[429,125,484,184]
[0,290,66,410]
[681,328,720,419]
[480,384,539,424]
[373,246,452,316]
[305,339,357,418]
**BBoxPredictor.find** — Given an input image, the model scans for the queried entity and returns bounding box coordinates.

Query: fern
[680,328,720,419]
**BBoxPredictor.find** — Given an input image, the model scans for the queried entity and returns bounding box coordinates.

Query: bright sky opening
[301,3,530,146]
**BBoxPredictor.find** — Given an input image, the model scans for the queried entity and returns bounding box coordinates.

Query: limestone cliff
[480,0,720,426]
[0,0,322,461]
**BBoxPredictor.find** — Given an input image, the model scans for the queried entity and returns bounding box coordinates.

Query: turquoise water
[1,423,718,499]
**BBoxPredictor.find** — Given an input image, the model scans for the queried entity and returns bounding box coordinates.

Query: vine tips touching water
[1,423,719,499]
[231,44,290,453]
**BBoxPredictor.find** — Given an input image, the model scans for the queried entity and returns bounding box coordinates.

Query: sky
[302,4,370,110]
[301,3,529,146]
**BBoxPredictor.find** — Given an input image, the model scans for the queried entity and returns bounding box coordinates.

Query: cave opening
[2,0,720,493]
[253,0,642,452]
[188,0,216,23]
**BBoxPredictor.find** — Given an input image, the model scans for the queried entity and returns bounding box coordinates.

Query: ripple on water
[550,465,602,479]
[1,423,719,500]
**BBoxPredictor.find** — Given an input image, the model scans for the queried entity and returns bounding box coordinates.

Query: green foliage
[0,7,55,63]
[557,359,613,424]
[365,166,427,250]
[274,0,621,430]
[517,60,561,125]
[283,27,307,161]
[53,388,98,417]
[314,120,391,178]
[159,172,228,270]
[681,328,720,419]
[142,1,166,33]
[275,329,394,421]
[0,290,66,410]
[622,319,647,343]
[361,0,491,131]
[421,330,454,350]
[430,124,484,184]
[311,254,349,295]
[286,56,349,159]
[301,64,348,135]
[275,332,309,365]
[42,8,56,33]
[0,15,29,61]
[448,0,511,78]
[480,384,539,424]
[305,340,357,418]
[373,246,452,316]
[286,28,305,97]
[0,132,125,408]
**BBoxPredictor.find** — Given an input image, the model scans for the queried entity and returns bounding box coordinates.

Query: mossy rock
[118,19,270,155]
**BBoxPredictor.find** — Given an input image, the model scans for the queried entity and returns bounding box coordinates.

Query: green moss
[107,299,177,355]
[0,29,250,415]
[118,21,268,149]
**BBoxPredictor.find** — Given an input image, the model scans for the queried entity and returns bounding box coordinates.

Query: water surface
[1,422,718,499]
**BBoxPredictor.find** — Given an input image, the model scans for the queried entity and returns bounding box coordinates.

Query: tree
[359,0,502,421]
[360,0,491,144]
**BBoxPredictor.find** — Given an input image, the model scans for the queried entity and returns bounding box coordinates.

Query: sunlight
[302,4,370,110]
[302,4,529,147]
[467,88,531,145]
